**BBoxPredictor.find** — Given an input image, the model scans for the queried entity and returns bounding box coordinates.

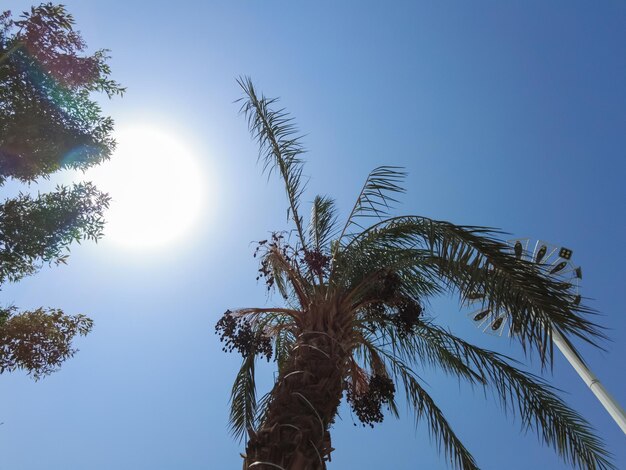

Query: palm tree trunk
[244,307,350,470]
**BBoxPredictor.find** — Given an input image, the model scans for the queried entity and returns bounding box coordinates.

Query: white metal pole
[551,328,626,435]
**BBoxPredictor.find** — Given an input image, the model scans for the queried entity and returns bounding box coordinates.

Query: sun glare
[82,125,206,249]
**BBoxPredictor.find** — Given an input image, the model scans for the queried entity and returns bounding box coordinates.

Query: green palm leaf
[335,165,406,249]
[374,348,479,470]
[344,216,606,366]
[415,323,614,470]
[237,77,308,249]
[308,195,338,252]
[229,355,257,442]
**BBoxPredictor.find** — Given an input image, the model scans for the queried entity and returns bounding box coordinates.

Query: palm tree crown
[216,77,613,470]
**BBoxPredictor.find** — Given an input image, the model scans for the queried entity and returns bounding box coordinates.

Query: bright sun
[83,125,206,249]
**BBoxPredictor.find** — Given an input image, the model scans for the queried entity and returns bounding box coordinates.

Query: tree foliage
[0,307,92,379]
[218,78,614,470]
[0,3,124,182]
[0,4,121,378]
[0,182,109,284]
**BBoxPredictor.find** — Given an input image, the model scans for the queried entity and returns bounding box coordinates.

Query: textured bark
[244,299,352,470]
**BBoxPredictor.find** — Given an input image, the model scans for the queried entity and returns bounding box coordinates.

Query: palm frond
[233,307,302,323]
[264,315,297,371]
[415,323,615,470]
[232,308,299,369]
[349,256,612,469]
[269,246,309,304]
[335,166,406,250]
[345,216,606,366]
[237,77,308,249]
[336,245,441,307]
[401,373,480,470]
[227,310,298,438]
[266,249,292,300]
[308,195,338,252]
[376,350,479,470]
[229,355,257,442]
[254,390,274,431]
[359,317,485,386]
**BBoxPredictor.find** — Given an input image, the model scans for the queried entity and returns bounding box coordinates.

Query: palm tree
[216,77,613,470]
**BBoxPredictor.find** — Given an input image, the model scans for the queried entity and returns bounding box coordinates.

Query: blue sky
[1,1,625,469]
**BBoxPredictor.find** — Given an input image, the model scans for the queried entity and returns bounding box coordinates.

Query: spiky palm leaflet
[216,77,613,470]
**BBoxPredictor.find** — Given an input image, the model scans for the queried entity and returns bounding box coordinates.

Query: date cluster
[215,310,272,361]
[347,374,396,427]
[394,297,423,337]
[303,248,330,277]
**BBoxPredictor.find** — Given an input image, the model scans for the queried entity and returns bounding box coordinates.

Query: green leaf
[229,355,257,442]
[237,77,308,250]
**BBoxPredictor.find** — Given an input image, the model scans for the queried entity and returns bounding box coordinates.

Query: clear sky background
[1,1,625,469]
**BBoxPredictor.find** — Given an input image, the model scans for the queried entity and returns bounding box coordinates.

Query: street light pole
[551,328,626,435]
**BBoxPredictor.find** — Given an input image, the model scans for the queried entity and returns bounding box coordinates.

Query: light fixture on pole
[466,238,626,435]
